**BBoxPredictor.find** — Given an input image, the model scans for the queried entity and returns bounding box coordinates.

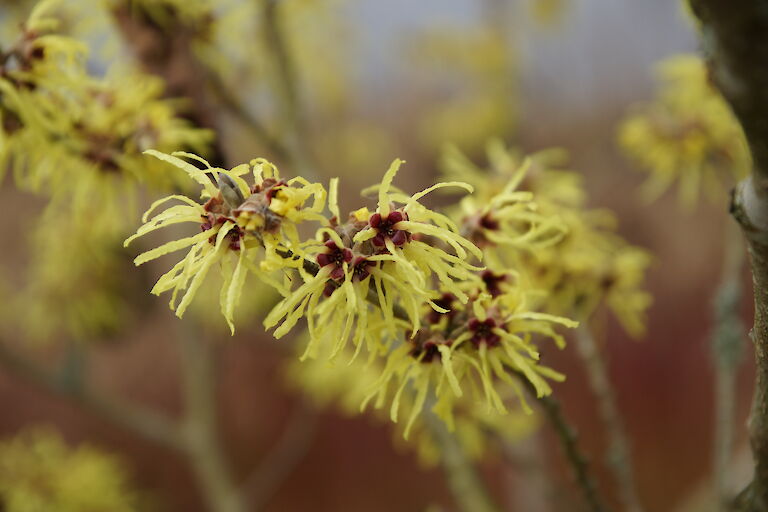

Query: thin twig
[711,217,746,509]
[176,322,248,512]
[244,399,317,510]
[0,340,182,449]
[261,0,301,134]
[574,325,644,512]
[423,405,500,512]
[492,430,555,512]
[516,374,609,512]
[258,0,315,179]
[206,69,292,163]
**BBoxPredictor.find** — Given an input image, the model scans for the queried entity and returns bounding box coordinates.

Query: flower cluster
[285,336,538,466]
[0,427,141,512]
[126,151,325,333]
[441,140,651,337]
[0,3,210,194]
[129,149,578,431]
[361,287,574,438]
[618,54,750,207]
[0,2,212,341]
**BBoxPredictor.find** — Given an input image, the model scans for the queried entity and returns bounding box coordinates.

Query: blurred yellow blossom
[442,140,651,337]
[618,54,750,207]
[0,427,143,512]
[286,337,538,466]
[126,151,326,333]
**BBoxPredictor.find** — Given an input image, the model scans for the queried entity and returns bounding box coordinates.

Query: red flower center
[469,317,501,347]
[369,210,410,247]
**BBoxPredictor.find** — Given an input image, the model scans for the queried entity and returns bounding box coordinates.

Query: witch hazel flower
[369,210,410,247]
[447,292,577,414]
[363,276,577,434]
[264,160,484,360]
[125,151,326,333]
[353,159,485,303]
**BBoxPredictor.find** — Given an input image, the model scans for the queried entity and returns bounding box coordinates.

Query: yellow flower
[442,140,652,337]
[362,284,575,437]
[0,427,141,512]
[265,159,484,359]
[0,1,211,193]
[354,159,484,300]
[440,142,569,266]
[618,54,750,206]
[17,207,129,342]
[126,151,327,333]
[286,336,538,467]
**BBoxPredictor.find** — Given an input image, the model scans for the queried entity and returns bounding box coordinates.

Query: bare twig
[206,68,292,163]
[515,374,609,512]
[176,322,248,512]
[244,399,317,510]
[493,431,555,512]
[711,218,746,509]
[574,326,643,512]
[423,405,500,512]
[258,0,315,179]
[0,340,182,449]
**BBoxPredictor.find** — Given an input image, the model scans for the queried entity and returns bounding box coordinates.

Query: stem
[244,399,317,510]
[206,69,292,163]
[688,1,768,509]
[422,406,500,512]
[712,218,746,508]
[494,431,555,512]
[258,0,315,179]
[176,323,247,512]
[0,340,182,449]
[574,326,644,512]
[517,374,609,512]
[111,4,227,167]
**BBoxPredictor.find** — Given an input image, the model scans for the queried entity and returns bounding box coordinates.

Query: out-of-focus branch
[206,69,292,163]
[111,4,227,167]
[176,324,247,512]
[423,406,500,512]
[516,374,609,512]
[0,340,183,449]
[574,326,643,512]
[244,399,317,510]
[493,431,555,512]
[711,218,746,508]
[258,0,315,179]
[687,1,768,510]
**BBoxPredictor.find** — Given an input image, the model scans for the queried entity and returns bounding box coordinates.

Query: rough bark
[688,1,768,509]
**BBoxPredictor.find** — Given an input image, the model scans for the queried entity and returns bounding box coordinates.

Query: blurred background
[0,1,752,511]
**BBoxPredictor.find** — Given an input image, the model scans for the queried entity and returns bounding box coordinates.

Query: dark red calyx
[351,256,375,281]
[408,331,450,363]
[316,240,353,280]
[370,210,410,247]
[479,213,499,231]
[481,270,508,298]
[469,317,501,347]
